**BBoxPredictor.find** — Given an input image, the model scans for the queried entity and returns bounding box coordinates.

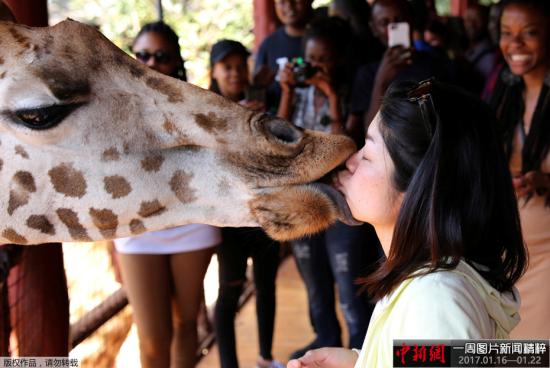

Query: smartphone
[388,22,410,48]
[245,86,266,103]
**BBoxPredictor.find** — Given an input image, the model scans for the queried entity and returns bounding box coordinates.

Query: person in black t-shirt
[254,0,315,113]
[346,0,457,143]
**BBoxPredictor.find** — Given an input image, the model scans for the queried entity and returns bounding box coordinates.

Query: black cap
[210,39,250,66]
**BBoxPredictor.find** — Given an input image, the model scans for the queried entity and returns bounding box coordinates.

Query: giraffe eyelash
[10,103,82,130]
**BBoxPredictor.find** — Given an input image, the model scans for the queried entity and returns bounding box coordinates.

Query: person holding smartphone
[347,0,458,143]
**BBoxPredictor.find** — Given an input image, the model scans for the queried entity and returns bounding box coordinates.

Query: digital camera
[292,57,319,86]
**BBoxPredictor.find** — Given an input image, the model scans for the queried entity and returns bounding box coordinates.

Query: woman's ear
[0,1,16,22]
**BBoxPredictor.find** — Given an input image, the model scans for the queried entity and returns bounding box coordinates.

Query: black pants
[215,228,280,368]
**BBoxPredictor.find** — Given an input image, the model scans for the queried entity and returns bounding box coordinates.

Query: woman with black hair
[287,79,526,368]
[114,22,220,368]
[132,21,187,81]
[489,0,550,338]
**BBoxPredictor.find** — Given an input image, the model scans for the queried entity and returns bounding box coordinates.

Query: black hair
[330,0,372,41]
[495,0,550,42]
[501,0,550,15]
[362,80,526,300]
[208,40,248,99]
[302,16,353,85]
[371,0,414,23]
[490,0,550,205]
[133,21,187,81]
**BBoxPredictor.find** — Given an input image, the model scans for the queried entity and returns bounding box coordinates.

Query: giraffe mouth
[309,182,362,226]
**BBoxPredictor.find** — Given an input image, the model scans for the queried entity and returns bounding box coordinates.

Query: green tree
[48,0,330,87]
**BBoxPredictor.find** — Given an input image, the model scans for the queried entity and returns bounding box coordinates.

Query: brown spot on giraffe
[141,154,165,172]
[0,158,3,171]
[163,119,192,144]
[101,147,120,162]
[48,163,87,198]
[104,175,132,199]
[26,215,56,235]
[138,199,166,218]
[33,66,91,101]
[14,145,29,159]
[194,112,228,133]
[13,171,36,192]
[0,56,3,64]
[9,26,30,49]
[0,71,6,79]
[89,208,118,238]
[129,219,146,235]
[170,170,197,204]
[2,228,28,244]
[163,119,178,135]
[56,208,92,241]
[8,191,29,216]
[8,171,37,215]
[145,76,184,103]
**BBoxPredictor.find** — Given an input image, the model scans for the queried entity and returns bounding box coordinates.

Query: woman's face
[212,53,249,99]
[335,115,402,227]
[500,4,550,77]
[275,0,312,27]
[132,31,180,76]
[304,38,338,76]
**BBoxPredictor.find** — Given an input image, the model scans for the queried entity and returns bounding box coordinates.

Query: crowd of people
[106,0,549,367]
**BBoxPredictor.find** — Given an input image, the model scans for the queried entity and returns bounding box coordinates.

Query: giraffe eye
[14,104,79,130]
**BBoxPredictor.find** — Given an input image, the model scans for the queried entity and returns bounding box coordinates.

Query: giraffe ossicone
[0,19,359,245]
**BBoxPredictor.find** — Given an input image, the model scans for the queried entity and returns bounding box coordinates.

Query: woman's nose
[346,150,360,172]
[146,58,157,68]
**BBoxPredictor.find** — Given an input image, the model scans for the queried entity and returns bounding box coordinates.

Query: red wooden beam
[4,0,48,26]
[253,0,279,51]
[450,0,469,17]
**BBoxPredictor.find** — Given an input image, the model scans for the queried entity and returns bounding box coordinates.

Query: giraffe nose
[265,118,303,144]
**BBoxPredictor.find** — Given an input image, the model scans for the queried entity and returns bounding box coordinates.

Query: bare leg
[170,247,214,368]
[118,253,172,368]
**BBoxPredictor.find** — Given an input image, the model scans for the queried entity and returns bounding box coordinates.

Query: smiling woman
[488,0,550,339]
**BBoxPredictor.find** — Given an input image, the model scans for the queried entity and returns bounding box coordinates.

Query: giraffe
[0,19,360,245]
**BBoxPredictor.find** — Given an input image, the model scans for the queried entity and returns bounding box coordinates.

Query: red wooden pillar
[253,0,279,51]
[3,0,48,26]
[450,0,469,17]
[2,3,68,356]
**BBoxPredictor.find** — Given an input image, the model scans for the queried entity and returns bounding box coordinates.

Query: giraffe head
[0,20,359,244]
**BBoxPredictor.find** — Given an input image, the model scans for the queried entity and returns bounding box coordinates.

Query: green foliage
[48,0,330,87]
[435,0,500,15]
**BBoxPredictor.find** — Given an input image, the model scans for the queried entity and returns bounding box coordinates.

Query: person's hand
[239,99,265,112]
[513,171,550,198]
[253,64,276,87]
[306,69,336,98]
[287,347,359,368]
[374,46,413,91]
[279,62,297,93]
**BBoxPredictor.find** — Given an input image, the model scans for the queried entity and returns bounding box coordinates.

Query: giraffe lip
[310,182,363,226]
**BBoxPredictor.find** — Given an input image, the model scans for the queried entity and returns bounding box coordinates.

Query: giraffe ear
[0,1,16,22]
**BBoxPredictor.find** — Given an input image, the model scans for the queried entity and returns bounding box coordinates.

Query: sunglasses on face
[407,78,438,138]
[134,50,173,64]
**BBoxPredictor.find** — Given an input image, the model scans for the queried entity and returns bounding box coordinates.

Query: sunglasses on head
[134,50,172,64]
[407,78,438,138]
